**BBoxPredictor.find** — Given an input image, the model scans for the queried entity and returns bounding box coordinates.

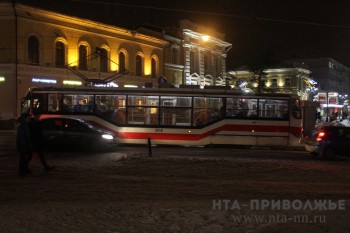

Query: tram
[21,86,303,146]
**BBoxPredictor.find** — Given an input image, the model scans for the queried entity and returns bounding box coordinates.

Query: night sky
[14,0,350,69]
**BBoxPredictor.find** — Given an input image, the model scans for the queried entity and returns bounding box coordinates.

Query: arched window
[215,56,221,76]
[79,45,87,70]
[136,55,143,76]
[151,57,157,78]
[99,48,108,72]
[171,47,178,64]
[55,41,65,67]
[119,52,126,73]
[190,50,198,74]
[28,36,39,64]
[204,52,210,73]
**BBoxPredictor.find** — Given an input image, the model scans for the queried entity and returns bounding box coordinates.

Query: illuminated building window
[79,45,87,70]
[136,54,143,76]
[190,50,198,74]
[171,47,178,64]
[28,35,39,65]
[119,52,126,73]
[285,77,291,87]
[151,57,157,78]
[99,48,108,72]
[271,78,277,87]
[55,41,65,67]
[215,56,221,76]
[204,52,210,74]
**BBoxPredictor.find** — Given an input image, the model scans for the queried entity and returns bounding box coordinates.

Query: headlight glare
[102,134,114,140]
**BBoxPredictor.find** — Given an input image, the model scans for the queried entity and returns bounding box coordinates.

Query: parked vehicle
[40,117,117,150]
[305,125,350,159]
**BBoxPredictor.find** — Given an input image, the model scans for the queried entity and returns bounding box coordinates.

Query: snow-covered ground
[0,149,350,233]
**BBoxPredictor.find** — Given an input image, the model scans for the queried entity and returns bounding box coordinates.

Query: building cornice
[10,3,168,48]
[183,29,232,48]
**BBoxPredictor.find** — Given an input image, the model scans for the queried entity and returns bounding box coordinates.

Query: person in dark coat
[29,114,54,172]
[16,113,33,177]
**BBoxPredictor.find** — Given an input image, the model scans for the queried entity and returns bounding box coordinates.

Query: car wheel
[321,147,337,160]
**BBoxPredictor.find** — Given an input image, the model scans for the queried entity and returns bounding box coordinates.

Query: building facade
[228,68,314,100]
[287,58,350,120]
[287,57,350,95]
[0,3,235,122]
[138,20,232,88]
[0,3,169,120]
[178,20,232,87]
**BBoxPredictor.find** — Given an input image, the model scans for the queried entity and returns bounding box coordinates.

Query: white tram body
[22,86,303,146]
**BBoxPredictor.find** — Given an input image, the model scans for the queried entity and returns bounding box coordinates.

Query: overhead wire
[70,0,350,30]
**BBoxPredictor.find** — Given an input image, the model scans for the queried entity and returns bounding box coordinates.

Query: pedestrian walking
[16,113,33,177]
[29,114,55,172]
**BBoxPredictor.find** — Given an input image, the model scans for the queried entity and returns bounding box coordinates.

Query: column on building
[198,48,205,86]
[221,54,227,86]
[183,43,191,85]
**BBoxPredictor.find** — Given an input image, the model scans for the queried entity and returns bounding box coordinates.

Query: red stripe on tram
[118,124,302,141]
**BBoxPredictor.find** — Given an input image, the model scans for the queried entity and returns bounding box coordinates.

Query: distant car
[305,125,350,159]
[40,117,117,150]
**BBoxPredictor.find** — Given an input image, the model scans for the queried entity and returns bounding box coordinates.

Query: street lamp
[202,35,209,41]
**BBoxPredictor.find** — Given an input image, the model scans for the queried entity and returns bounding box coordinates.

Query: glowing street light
[202,35,209,41]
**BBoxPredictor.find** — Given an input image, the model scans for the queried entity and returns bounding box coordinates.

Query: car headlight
[102,134,114,140]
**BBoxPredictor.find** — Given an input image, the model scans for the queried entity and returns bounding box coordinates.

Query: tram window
[21,95,47,114]
[62,95,72,112]
[160,96,192,107]
[127,107,158,125]
[95,95,126,124]
[63,94,94,113]
[128,96,159,107]
[48,94,62,112]
[226,98,257,118]
[259,99,289,119]
[159,96,192,126]
[194,97,222,108]
[193,97,223,125]
[29,95,48,114]
[21,99,31,114]
[160,108,191,126]
[127,96,159,125]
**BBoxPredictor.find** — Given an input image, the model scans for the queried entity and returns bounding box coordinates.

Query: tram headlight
[102,134,114,140]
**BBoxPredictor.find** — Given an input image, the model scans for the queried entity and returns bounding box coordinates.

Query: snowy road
[0,146,350,233]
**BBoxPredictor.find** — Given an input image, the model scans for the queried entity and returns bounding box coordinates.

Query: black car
[305,125,350,159]
[40,117,117,150]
